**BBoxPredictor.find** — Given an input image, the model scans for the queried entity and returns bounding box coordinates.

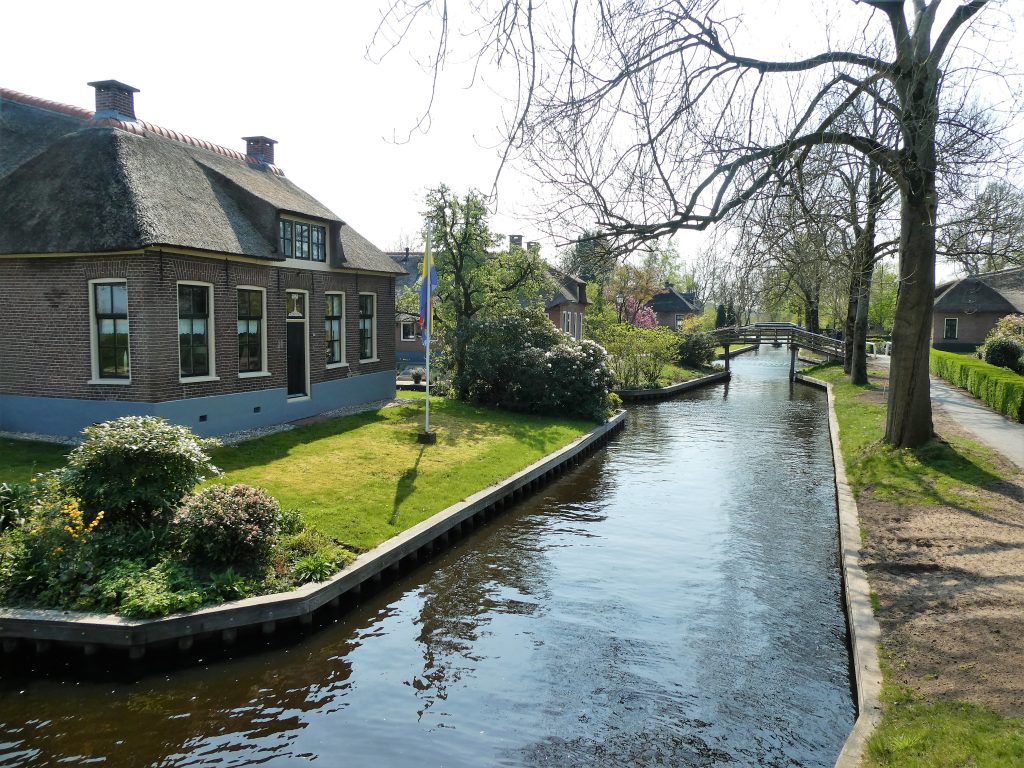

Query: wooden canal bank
[0,411,627,663]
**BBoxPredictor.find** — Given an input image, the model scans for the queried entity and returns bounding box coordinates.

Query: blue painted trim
[0,371,397,439]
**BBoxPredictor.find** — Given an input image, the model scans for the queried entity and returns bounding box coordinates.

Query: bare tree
[375,0,1018,447]
[938,180,1024,275]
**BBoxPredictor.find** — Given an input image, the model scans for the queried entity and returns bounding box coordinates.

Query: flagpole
[424,225,432,435]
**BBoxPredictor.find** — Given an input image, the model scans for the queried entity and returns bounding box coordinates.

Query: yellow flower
[51,546,63,557]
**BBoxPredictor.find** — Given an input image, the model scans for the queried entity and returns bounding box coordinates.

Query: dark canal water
[0,346,854,767]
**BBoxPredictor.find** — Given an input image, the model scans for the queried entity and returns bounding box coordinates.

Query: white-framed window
[577,312,584,340]
[401,321,416,341]
[943,317,958,340]
[280,216,328,262]
[237,286,268,377]
[88,278,130,383]
[325,292,346,367]
[177,281,217,381]
[358,292,377,361]
[562,311,571,333]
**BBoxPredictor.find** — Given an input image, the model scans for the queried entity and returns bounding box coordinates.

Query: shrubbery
[453,309,615,421]
[0,419,352,618]
[977,314,1024,370]
[931,349,1024,422]
[600,324,678,389]
[983,337,1024,373]
[63,416,220,527]
[676,316,716,369]
[176,484,283,567]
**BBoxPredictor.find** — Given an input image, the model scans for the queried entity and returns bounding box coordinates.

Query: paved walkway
[929,376,1024,470]
[869,355,1024,470]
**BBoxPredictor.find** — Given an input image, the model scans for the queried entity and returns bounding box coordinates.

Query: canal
[0,346,855,767]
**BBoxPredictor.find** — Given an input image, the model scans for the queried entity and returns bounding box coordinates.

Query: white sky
[2,0,1019,280]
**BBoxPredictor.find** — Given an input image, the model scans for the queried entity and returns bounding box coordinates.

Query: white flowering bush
[453,309,614,421]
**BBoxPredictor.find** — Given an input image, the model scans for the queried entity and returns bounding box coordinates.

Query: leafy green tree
[424,185,551,395]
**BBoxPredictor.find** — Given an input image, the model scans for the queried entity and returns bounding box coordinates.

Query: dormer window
[279,217,327,262]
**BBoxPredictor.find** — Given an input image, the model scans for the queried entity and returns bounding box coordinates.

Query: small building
[932,267,1024,352]
[647,283,703,330]
[0,81,404,439]
[545,267,590,340]
[385,249,426,368]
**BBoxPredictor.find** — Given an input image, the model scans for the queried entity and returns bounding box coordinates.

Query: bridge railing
[711,325,844,359]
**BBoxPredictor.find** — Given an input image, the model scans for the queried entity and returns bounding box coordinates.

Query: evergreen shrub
[63,417,220,527]
[176,484,282,567]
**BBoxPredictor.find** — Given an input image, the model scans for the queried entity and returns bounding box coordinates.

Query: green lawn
[802,364,1024,765]
[658,363,707,387]
[208,394,591,551]
[1,397,592,553]
[0,438,68,485]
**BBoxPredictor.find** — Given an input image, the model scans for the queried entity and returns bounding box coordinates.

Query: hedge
[930,349,1024,422]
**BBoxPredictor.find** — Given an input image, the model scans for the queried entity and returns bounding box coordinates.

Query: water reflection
[0,346,853,767]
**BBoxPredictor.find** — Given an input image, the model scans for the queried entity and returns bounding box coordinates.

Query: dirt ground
[855,370,1024,717]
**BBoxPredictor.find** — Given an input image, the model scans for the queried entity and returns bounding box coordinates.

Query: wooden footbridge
[712,323,843,379]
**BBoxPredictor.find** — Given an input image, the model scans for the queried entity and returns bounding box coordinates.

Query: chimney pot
[509,235,523,248]
[243,135,278,165]
[87,80,139,121]
[526,240,540,251]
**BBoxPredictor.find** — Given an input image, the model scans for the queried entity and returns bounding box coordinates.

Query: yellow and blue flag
[419,237,438,347]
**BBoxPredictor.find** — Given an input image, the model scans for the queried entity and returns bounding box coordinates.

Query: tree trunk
[805,298,820,335]
[885,175,936,447]
[850,259,875,386]
[843,272,858,374]
[851,162,882,386]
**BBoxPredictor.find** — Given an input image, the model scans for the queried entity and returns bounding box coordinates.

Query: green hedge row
[930,349,1024,422]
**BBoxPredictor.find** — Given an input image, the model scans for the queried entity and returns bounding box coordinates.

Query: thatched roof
[0,89,403,275]
[934,267,1024,314]
[647,285,701,314]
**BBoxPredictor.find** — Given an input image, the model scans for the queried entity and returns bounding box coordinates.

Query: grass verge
[801,364,1024,766]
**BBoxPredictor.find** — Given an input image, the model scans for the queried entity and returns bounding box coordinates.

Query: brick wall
[931,311,1002,352]
[0,252,396,403]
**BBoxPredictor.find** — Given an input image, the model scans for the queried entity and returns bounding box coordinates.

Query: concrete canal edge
[614,369,730,402]
[795,374,883,767]
[0,410,627,658]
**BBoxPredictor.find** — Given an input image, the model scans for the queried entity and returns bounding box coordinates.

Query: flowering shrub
[977,314,1024,365]
[453,309,614,421]
[64,416,220,527]
[984,337,1024,373]
[175,484,282,567]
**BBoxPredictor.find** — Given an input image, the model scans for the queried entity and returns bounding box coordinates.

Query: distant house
[385,249,426,368]
[0,80,404,439]
[932,267,1024,352]
[545,267,590,340]
[647,283,703,330]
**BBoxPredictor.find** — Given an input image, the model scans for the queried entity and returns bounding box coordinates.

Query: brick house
[544,266,590,340]
[932,267,1024,353]
[647,282,703,330]
[0,81,404,439]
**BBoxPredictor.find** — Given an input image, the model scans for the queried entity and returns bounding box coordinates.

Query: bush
[175,484,282,567]
[63,417,220,527]
[977,314,1024,361]
[676,316,716,368]
[453,309,614,421]
[984,337,1024,372]
[598,324,678,389]
[930,349,1024,422]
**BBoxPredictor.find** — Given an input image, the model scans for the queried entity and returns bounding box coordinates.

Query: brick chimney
[87,80,139,121]
[526,240,540,251]
[509,235,523,249]
[243,136,277,165]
